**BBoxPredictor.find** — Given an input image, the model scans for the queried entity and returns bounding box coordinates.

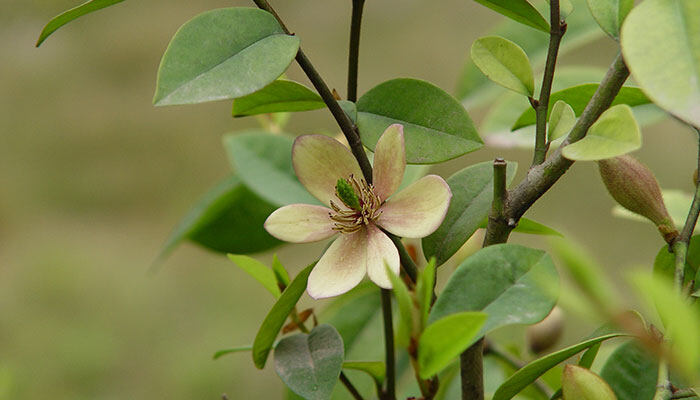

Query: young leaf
[418,312,488,378]
[356,78,482,164]
[213,345,253,360]
[36,0,125,47]
[562,365,617,400]
[561,105,641,161]
[153,8,300,106]
[274,324,344,400]
[272,254,291,287]
[548,100,576,142]
[492,333,625,400]
[232,80,325,117]
[386,266,414,348]
[473,0,550,33]
[343,361,386,385]
[586,0,634,39]
[422,161,517,266]
[621,0,700,128]
[416,258,437,329]
[600,341,657,400]
[429,244,559,348]
[471,36,535,97]
[227,254,281,298]
[253,263,314,369]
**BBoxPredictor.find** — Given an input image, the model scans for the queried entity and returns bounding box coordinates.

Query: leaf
[223,132,318,206]
[512,84,651,130]
[558,0,575,19]
[600,341,657,400]
[561,105,641,161]
[356,78,482,164]
[227,254,281,298]
[253,263,313,369]
[157,175,280,259]
[562,365,617,400]
[386,266,414,348]
[319,282,380,352]
[473,0,550,33]
[416,258,437,329]
[621,0,700,128]
[586,0,634,38]
[232,80,325,117]
[36,0,125,47]
[153,8,300,106]
[653,235,700,290]
[272,254,291,287]
[429,244,559,348]
[343,361,385,385]
[492,333,625,400]
[471,36,535,96]
[548,100,577,142]
[274,324,344,400]
[418,312,488,378]
[477,217,563,237]
[213,345,253,360]
[422,161,517,266]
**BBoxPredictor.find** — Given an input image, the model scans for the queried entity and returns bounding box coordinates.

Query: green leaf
[223,132,318,206]
[653,235,700,290]
[600,341,657,400]
[562,365,617,400]
[272,254,291,287]
[153,8,300,106]
[356,78,482,164]
[612,189,693,229]
[473,0,550,33]
[477,217,563,237]
[319,282,380,352]
[512,84,651,130]
[548,101,577,142]
[213,345,253,360]
[386,266,414,348]
[232,80,324,117]
[157,176,280,259]
[558,0,575,19]
[274,324,344,400]
[621,0,700,128]
[253,263,313,369]
[429,244,559,347]
[492,333,625,400]
[578,343,601,369]
[36,0,125,47]
[586,0,634,38]
[416,258,437,329]
[339,100,357,123]
[561,105,641,161]
[422,161,517,266]
[227,254,281,298]
[471,36,535,96]
[343,361,385,385]
[418,312,488,378]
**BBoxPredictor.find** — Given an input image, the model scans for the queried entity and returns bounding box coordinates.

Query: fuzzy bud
[598,155,678,244]
[527,306,564,354]
[562,365,617,400]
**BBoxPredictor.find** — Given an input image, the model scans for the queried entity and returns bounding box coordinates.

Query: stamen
[329,174,383,233]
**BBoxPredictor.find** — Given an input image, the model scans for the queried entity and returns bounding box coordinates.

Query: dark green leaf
[232,80,324,117]
[343,361,385,385]
[36,0,125,47]
[319,282,380,352]
[600,341,657,400]
[153,8,299,106]
[356,78,482,164]
[274,324,344,400]
[253,263,313,369]
[422,161,517,266]
[213,345,253,360]
[228,254,281,298]
[473,0,550,32]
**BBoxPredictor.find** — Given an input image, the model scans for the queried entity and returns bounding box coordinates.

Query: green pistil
[335,178,361,210]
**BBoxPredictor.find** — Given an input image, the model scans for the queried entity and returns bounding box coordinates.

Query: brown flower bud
[598,155,678,244]
[527,306,564,354]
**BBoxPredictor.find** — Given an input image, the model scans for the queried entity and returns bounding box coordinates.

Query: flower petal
[365,224,399,289]
[372,124,406,201]
[293,135,364,206]
[378,175,452,238]
[307,231,367,299]
[264,204,336,243]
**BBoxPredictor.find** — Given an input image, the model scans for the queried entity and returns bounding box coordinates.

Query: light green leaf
[36,0,125,47]
[232,80,324,117]
[430,244,559,347]
[621,0,700,128]
[416,258,437,329]
[386,266,414,348]
[356,78,482,164]
[272,254,291,287]
[474,0,550,33]
[274,324,344,400]
[477,217,563,236]
[253,264,313,369]
[558,0,575,19]
[153,8,300,106]
[223,132,318,206]
[612,189,692,229]
[422,161,517,266]
[492,333,625,400]
[213,345,253,360]
[343,361,385,385]
[548,100,577,142]
[586,0,634,38]
[562,365,617,400]
[600,341,657,400]
[561,105,641,161]
[471,36,535,96]
[227,254,281,298]
[418,312,488,378]
[319,282,380,352]
[653,235,700,290]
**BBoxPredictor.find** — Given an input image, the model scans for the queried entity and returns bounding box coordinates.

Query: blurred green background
[0,0,697,398]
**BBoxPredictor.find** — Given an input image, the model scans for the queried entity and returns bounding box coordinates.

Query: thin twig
[340,372,365,400]
[381,289,396,399]
[347,0,365,102]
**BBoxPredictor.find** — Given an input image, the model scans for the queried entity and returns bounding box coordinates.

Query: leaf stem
[381,289,396,400]
[340,372,365,400]
[483,340,554,398]
[347,0,365,102]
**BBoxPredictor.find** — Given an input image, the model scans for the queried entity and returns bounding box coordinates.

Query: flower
[264,124,452,298]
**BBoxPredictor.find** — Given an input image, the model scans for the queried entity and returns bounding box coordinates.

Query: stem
[483,340,554,398]
[460,338,484,400]
[340,372,365,400]
[482,158,509,247]
[387,232,418,283]
[532,0,566,166]
[653,360,672,400]
[671,389,698,399]
[347,0,365,102]
[381,289,396,400]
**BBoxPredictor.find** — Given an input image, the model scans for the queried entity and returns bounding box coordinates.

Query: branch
[347,0,366,102]
[381,289,396,400]
[340,372,365,400]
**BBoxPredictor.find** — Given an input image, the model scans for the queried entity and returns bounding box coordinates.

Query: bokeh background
[0,0,696,398]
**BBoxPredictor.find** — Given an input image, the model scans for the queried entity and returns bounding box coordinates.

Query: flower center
[329,174,382,234]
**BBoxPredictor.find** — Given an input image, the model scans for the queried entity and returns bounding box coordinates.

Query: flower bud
[598,155,678,244]
[527,306,564,354]
[562,365,617,400]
